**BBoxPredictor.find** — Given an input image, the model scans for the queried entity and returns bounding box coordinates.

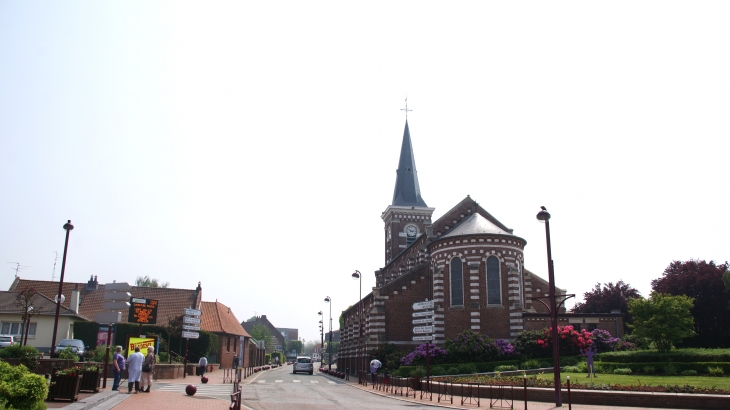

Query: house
[241,315,284,355]
[0,290,88,353]
[199,300,250,368]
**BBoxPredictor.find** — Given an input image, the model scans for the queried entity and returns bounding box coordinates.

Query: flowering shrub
[400,343,448,366]
[536,325,593,355]
[56,366,82,376]
[591,329,619,352]
[445,330,515,363]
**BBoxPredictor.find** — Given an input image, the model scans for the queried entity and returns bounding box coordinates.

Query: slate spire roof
[392,120,428,207]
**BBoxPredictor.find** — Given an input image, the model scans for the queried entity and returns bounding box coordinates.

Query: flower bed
[47,368,83,402]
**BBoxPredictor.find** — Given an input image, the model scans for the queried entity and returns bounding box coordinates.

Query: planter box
[47,374,82,402]
[79,369,101,392]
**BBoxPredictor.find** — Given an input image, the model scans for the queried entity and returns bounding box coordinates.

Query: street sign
[412,310,434,318]
[412,300,434,310]
[184,308,202,316]
[94,311,122,324]
[413,317,434,325]
[104,282,132,291]
[182,324,200,331]
[182,331,199,339]
[412,335,433,341]
[183,316,201,324]
[102,301,131,310]
[413,325,434,334]
[128,298,158,324]
[104,291,131,301]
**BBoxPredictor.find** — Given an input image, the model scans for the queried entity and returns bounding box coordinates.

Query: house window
[487,256,501,305]
[227,337,231,352]
[450,257,464,306]
[1,322,36,337]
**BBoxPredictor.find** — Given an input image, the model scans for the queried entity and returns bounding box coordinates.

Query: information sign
[183,316,201,324]
[182,324,200,331]
[413,325,434,334]
[184,308,202,316]
[412,317,434,325]
[182,331,200,339]
[128,298,158,324]
[412,310,434,318]
[412,300,434,310]
[412,335,433,341]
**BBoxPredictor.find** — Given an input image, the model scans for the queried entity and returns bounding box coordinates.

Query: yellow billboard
[126,336,158,357]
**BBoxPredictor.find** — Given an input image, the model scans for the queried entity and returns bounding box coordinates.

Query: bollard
[523,374,527,410]
[566,376,572,410]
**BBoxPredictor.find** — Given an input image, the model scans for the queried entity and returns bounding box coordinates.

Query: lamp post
[318,311,324,365]
[324,296,332,371]
[537,206,562,407]
[351,270,362,380]
[50,220,74,358]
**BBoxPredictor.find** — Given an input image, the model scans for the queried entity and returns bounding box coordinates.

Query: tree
[13,288,43,347]
[572,281,641,333]
[628,292,695,352]
[651,260,730,347]
[135,275,170,288]
[302,340,317,356]
[249,323,275,352]
[286,340,303,354]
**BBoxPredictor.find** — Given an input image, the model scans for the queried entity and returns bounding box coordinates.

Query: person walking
[140,346,156,393]
[112,346,126,391]
[580,345,598,378]
[198,355,208,377]
[127,346,145,393]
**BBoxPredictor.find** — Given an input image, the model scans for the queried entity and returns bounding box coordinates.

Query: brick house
[241,315,285,356]
[199,301,250,368]
[338,120,623,374]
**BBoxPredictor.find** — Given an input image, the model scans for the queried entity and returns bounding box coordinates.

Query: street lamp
[537,206,562,407]
[324,296,332,371]
[318,311,323,365]
[51,220,74,358]
[351,270,362,380]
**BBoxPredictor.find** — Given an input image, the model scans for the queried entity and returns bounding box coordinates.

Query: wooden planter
[47,374,83,402]
[80,369,101,393]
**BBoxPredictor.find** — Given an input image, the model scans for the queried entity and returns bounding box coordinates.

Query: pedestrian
[127,346,145,393]
[370,363,377,384]
[112,346,126,391]
[233,355,240,369]
[140,346,156,393]
[198,355,208,377]
[580,345,598,378]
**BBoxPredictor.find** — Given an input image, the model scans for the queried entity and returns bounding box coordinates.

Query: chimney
[70,286,80,313]
[85,275,98,290]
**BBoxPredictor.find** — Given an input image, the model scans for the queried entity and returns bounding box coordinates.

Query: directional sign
[413,325,434,334]
[182,324,201,331]
[102,301,131,310]
[104,282,132,291]
[182,331,199,339]
[412,335,433,341]
[183,316,201,324]
[94,311,122,324]
[412,300,434,310]
[412,310,434,318]
[104,292,132,301]
[413,317,434,325]
[184,308,202,316]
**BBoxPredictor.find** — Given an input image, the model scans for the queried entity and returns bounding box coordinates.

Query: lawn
[560,372,730,389]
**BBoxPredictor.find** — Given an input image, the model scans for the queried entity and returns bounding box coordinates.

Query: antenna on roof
[7,262,29,278]
[51,251,59,281]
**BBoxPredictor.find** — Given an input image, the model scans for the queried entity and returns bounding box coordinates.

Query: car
[292,356,313,375]
[54,339,86,359]
[0,335,15,349]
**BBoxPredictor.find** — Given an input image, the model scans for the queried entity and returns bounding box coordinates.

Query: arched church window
[487,256,501,305]
[450,257,464,306]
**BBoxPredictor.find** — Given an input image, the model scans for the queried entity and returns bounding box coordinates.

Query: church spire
[392,120,427,207]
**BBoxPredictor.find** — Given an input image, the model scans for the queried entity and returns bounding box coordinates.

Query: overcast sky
[2,1,728,345]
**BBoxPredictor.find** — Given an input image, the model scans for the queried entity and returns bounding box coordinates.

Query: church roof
[392,121,428,207]
[442,213,511,237]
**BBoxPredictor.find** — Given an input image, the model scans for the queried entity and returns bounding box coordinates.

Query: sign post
[182,307,202,378]
[412,299,434,394]
[98,282,131,389]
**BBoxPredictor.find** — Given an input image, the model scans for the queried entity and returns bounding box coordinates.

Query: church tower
[381,120,435,264]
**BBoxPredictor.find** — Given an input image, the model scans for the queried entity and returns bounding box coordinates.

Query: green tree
[135,275,170,288]
[286,340,303,354]
[628,292,695,352]
[302,340,317,356]
[249,324,276,352]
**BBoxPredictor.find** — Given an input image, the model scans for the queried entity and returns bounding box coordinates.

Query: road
[236,364,439,410]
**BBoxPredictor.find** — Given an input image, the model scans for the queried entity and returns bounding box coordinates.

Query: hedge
[597,361,730,375]
[598,349,730,364]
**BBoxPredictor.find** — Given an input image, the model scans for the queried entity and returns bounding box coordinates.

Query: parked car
[54,339,86,359]
[0,335,15,348]
[292,356,313,375]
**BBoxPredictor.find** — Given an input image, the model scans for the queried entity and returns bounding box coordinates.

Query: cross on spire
[400,97,412,119]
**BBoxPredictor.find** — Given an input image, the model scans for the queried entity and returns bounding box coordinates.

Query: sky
[1,1,729,345]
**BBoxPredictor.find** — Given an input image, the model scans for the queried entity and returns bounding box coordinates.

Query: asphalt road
[239,365,439,410]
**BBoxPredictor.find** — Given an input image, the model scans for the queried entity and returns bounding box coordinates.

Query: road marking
[258,380,266,383]
[328,381,336,384]
[293,380,301,383]
[310,380,319,384]
[275,380,283,383]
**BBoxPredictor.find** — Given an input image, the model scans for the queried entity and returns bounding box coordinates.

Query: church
[338,120,622,374]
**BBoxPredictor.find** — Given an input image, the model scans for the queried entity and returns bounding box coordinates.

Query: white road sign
[412,300,434,310]
[183,316,201,324]
[413,325,434,334]
[412,310,434,318]
[182,324,201,331]
[94,311,122,324]
[412,317,434,325]
[184,308,202,316]
[104,282,131,291]
[104,292,131,301]
[412,335,433,341]
[102,301,131,310]
[182,331,199,339]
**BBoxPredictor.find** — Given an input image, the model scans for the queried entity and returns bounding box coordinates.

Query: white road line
[293,380,301,383]
[275,380,283,383]
[258,380,266,383]
[328,381,336,384]
[310,381,319,384]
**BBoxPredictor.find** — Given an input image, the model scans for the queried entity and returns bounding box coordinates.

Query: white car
[0,335,15,349]
[292,356,313,375]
